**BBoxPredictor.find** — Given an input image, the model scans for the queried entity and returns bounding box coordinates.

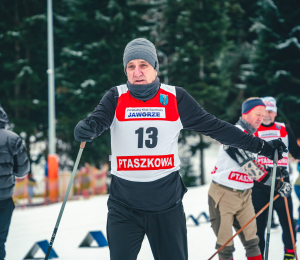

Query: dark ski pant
[0,198,15,260]
[252,185,296,256]
[107,199,188,260]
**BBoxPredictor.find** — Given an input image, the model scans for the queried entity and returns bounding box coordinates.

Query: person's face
[263,110,277,125]
[126,59,157,85]
[242,106,266,129]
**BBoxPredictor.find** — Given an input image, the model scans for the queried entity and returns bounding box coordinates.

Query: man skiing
[252,97,300,260]
[74,39,287,260]
[0,104,30,259]
[208,98,292,260]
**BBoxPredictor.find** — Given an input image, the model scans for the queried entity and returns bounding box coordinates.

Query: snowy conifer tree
[163,0,229,185]
[247,0,300,136]
[55,0,152,164]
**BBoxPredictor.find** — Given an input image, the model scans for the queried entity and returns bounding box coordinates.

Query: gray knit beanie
[123,38,159,75]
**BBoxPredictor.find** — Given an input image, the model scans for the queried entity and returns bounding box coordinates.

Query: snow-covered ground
[6,143,300,260]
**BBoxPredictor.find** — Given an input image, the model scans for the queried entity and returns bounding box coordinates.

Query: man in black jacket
[74,38,288,260]
[0,105,30,259]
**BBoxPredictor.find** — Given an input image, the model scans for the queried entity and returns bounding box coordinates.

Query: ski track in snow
[6,144,300,259]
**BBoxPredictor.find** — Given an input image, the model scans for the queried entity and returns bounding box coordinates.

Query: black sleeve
[87,87,119,136]
[176,87,263,153]
[286,125,300,159]
[12,137,30,178]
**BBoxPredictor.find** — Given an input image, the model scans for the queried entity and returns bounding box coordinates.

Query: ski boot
[284,248,295,260]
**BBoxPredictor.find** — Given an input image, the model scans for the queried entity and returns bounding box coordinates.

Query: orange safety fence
[12,175,29,208]
[13,162,108,206]
[73,163,108,198]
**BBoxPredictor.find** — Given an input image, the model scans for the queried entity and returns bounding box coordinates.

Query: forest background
[1,0,299,186]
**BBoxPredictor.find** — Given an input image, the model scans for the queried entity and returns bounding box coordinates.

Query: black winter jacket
[0,128,30,200]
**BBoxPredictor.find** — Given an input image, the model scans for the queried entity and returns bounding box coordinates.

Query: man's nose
[133,66,142,77]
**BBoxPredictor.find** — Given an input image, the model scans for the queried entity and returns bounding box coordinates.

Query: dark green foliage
[218,0,260,123]
[0,0,151,168]
[179,157,198,187]
[0,0,60,158]
[164,0,229,116]
[0,0,299,175]
[247,0,300,136]
[55,0,150,165]
[163,0,230,184]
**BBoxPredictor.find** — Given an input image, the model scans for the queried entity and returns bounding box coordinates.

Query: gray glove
[276,180,292,197]
[74,118,97,142]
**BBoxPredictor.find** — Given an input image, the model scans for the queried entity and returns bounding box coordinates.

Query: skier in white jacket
[209,97,292,260]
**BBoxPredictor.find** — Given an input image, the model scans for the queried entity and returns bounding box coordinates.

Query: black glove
[74,119,97,142]
[279,167,290,178]
[258,139,288,161]
[266,167,289,179]
[276,180,292,197]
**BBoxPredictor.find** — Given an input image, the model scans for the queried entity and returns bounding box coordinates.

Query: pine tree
[0,0,63,163]
[163,0,229,185]
[218,0,261,122]
[247,0,300,136]
[55,0,152,165]
[0,0,153,168]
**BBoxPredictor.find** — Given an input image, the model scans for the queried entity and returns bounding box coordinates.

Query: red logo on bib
[228,171,253,183]
[117,154,175,171]
[257,156,288,166]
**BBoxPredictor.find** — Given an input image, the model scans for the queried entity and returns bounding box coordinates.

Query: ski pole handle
[44,142,86,260]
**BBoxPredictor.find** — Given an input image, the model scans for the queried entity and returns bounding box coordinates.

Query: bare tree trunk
[199,55,204,80]
[14,0,21,119]
[199,0,203,10]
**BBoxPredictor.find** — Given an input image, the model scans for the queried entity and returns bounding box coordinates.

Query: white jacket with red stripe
[212,125,255,190]
[255,122,289,170]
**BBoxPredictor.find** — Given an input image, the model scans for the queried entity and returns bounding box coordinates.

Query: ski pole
[264,149,278,260]
[282,177,298,260]
[208,193,279,260]
[44,142,86,260]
